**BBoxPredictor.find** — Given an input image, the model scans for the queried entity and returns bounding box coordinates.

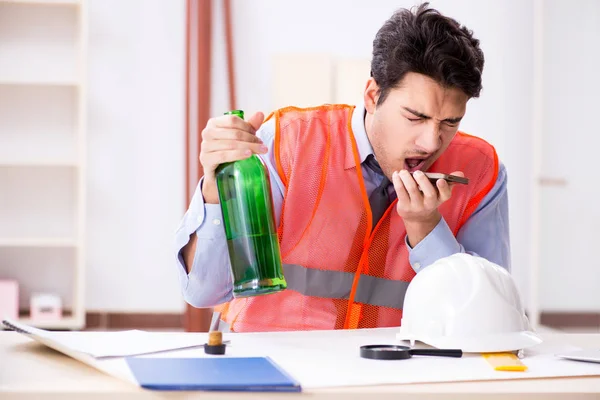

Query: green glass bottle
[215,110,287,297]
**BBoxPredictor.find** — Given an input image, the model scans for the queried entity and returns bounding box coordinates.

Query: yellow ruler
[482,353,528,372]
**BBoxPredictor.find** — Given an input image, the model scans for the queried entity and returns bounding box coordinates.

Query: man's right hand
[200,111,267,204]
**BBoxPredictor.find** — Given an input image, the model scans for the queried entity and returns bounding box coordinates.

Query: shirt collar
[346,102,374,169]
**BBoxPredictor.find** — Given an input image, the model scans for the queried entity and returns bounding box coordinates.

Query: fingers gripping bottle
[215,110,287,297]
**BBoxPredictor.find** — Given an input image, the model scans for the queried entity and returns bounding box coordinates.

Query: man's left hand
[392,169,464,247]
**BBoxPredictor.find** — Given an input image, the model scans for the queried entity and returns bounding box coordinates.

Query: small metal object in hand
[417,172,469,185]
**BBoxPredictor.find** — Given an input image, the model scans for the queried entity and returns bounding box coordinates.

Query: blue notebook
[125,357,302,392]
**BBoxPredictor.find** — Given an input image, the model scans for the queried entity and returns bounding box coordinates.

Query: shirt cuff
[406,217,463,273]
[174,203,226,289]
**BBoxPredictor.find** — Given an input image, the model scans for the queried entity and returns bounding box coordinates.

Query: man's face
[364,72,469,179]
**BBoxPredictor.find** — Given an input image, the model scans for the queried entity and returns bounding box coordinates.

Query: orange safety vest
[215,104,499,332]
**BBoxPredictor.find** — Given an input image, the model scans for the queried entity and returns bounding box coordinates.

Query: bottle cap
[225,110,244,119]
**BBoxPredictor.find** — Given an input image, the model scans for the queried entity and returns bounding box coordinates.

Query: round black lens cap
[359,344,412,360]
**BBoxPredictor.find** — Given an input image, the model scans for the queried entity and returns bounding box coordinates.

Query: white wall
[86,0,186,312]
[539,0,600,311]
[211,0,535,306]
[82,0,598,314]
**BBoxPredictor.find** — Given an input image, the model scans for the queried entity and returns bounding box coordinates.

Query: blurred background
[0,0,598,333]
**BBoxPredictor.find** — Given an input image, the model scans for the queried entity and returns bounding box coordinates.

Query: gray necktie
[363,154,392,228]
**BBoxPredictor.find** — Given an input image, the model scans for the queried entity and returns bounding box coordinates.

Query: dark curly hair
[371,2,484,105]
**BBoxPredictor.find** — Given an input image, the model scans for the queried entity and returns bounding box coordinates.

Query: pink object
[30,293,62,321]
[0,280,19,320]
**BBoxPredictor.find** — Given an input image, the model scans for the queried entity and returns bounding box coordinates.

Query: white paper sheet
[49,330,212,358]
[6,319,600,389]
[128,327,600,389]
[2,318,209,358]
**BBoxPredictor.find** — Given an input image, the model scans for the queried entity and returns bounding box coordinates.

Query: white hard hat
[396,253,542,353]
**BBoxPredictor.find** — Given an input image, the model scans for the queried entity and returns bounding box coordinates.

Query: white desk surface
[1,331,600,399]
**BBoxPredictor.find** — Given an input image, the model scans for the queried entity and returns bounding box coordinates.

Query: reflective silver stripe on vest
[282,263,408,310]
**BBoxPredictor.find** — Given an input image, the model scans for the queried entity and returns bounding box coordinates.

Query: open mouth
[404,158,428,172]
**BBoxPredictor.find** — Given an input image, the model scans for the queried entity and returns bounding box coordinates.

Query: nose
[415,123,441,154]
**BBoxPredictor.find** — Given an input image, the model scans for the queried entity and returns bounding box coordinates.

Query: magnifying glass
[360,345,463,360]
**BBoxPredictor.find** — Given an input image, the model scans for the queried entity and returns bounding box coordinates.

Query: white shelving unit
[0,0,86,330]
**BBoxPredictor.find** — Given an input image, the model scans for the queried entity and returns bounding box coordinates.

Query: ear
[363,77,380,115]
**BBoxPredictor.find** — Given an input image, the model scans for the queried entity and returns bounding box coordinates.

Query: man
[175,3,510,332]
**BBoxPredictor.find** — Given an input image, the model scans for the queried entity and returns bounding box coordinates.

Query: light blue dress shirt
[174,104,511,308]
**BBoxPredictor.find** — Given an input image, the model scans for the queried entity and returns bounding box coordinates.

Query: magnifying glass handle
[409,349,463,358]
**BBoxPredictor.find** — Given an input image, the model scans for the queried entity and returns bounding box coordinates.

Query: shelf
[0,3,78,82]
[0,237,78,247]
[2,317,82,330]
[0,160,78,167]
[0,167,77,238]
[0,248,76,314]
[0,78,78,87]
[0,0,86,333]
[0,85,78,164]
[0,0,80,5]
